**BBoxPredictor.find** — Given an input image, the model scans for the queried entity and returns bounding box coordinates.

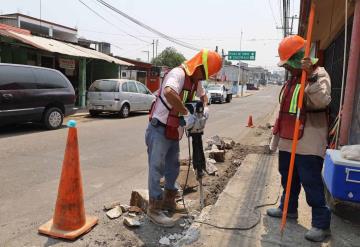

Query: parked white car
[87,79,156,118]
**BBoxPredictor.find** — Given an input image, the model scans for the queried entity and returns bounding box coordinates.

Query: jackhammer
[182,101,208,209]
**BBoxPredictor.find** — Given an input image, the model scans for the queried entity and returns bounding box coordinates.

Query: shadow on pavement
[0,123,66,139]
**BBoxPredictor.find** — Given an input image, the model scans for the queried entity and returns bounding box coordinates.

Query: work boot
[305,227,331,242]
[266,207,298,219]
[147,198,175,227]
[162,189,187,214]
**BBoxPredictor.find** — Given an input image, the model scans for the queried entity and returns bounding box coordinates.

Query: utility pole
[238,30,244,97]
[152,40,155,62]
[155,39,159,57]
[221,49,226,84]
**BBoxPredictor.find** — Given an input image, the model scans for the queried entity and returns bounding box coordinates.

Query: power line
[94,0,200,51]
[268,0,279,27]
[77,0,150,44]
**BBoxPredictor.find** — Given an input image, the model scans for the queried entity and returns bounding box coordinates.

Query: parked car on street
[87,79,156,118]
[207,84,232,103]
[0,63,76,130]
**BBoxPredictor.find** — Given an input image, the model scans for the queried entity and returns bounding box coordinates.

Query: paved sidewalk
[187,153,360,247]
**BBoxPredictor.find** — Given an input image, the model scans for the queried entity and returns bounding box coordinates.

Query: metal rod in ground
[199,178,204,210]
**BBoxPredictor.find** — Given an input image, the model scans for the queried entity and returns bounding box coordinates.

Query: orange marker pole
[280,2,316,235]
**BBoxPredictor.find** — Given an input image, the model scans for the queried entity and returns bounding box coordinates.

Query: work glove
[180,113,196,129]
[204,106,210,119]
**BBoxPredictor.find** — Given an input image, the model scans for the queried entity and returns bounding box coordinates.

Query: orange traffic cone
[246,115,254,128]
[38,120,98,240]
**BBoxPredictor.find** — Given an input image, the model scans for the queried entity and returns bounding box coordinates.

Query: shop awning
[0,29,133,66]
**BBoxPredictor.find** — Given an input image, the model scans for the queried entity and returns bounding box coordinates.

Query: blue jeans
[278,151,331,229]
[145,123,180,200]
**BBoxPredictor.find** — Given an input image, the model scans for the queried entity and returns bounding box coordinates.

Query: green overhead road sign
[228,51,256,61]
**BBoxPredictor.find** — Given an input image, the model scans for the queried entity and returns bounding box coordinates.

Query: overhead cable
[95,0,200,51]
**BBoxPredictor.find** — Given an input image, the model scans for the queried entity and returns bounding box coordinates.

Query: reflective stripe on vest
[289,84,301,114]
[202,49,209,80]
[182,90,189,103]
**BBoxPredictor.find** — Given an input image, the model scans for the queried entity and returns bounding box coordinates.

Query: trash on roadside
[106,205,123,219]
[232,159,242,166]
[123,217,141,227]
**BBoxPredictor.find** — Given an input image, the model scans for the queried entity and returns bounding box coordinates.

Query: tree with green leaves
[151,47,186,68]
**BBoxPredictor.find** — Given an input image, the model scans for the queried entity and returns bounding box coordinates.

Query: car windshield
[208,85,222,90]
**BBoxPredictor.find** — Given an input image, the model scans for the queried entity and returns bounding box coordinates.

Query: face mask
[286,51,319,69]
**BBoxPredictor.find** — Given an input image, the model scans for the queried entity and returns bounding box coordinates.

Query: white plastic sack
[341,145,360,161]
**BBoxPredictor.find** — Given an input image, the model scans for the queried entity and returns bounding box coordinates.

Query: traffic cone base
[38,215,98,240]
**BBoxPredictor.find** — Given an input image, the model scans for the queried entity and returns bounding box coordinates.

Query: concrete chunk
[223,138,235,149]
[123,217,141,227]
[129,206,143,214]
[209,150,225,162]
[159,237,170,245]
[106,206,122,219]
[103,201,121,210]
[130,189,149,212]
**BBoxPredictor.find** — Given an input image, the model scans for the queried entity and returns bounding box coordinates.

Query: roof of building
[0,25,132,66]
[0,13,77,32]
[116,56,153,69]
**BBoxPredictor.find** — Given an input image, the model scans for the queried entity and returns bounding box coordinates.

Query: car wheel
[43,107,64,130]
[119,104,130,118]
[89,110,100,117]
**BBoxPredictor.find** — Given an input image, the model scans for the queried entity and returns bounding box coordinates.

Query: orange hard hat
[278,35,306,66]
[182,49,222,80]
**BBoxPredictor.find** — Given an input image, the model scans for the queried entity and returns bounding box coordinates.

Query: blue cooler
[323,149,360,202]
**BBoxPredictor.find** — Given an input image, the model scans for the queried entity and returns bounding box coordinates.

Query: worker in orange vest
[146,49,222,227]
[268,35,332,242]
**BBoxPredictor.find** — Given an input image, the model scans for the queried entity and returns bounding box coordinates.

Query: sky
[1,0,300,71]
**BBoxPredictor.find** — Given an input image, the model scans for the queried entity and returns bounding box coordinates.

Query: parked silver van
[87,79,156,118]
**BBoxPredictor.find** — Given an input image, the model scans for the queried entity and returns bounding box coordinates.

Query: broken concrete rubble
[159,236,170,245]
[130,189,149,212]
[208,149,225,162]
[232,159,242,166]
[103,201,121,211]
[120,204,131,212]
[205,161,218,175]
[206,135,225,150]
[123,217,141,227]
[129,206,143,214]
[223,138,235,149]
[105,205,122,219]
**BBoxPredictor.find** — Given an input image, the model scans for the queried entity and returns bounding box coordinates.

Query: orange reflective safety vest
[150,67,198,140]
[273,76,306,140]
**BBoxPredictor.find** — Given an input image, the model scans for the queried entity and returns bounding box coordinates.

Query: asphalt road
[0,86,280,246]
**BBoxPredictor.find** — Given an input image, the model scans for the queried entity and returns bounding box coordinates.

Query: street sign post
[228,51,256,61]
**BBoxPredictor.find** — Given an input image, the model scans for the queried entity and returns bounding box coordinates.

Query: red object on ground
[246,115,254,128]
[280,2,316,234]
[38,127,98,240]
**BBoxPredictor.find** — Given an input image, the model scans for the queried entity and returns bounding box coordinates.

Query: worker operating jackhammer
[268,35,332,242]
[145,49,222,227]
